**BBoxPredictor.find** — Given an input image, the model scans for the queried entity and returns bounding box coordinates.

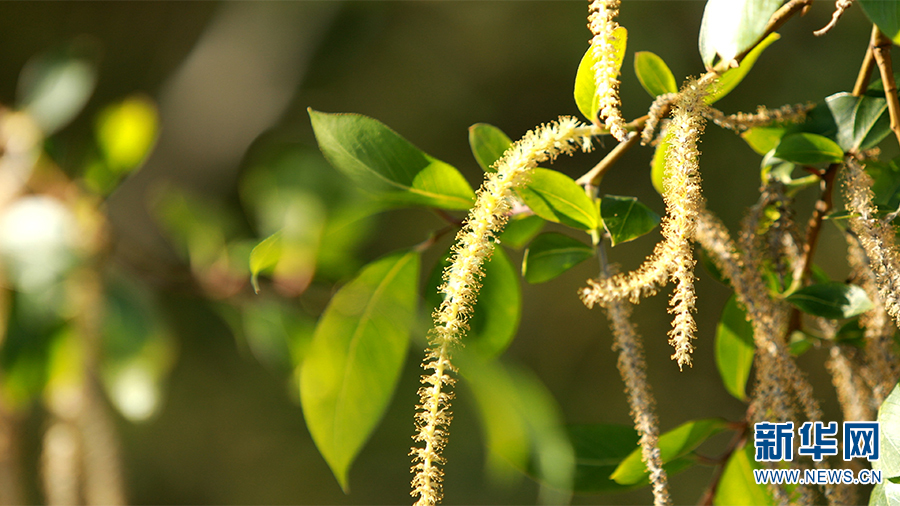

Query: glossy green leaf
[17,45,98,134]
[560,424,697,494]
[574,26,627,122]
[469,123,512,172]
[299,250,419,491]
[309,109,475,210]
[874,383,900,478]
[786,282,874,320]
[634,51,677,98]
[715,296,755,401]
[249,230,283,294]
[713,443,774,506]
[498,214,545,249]
[519,168,598,230]
[462,354,575,503]
[611,418,728,485]
[867,157,900,209]
[522,233,593,284]
[600,195,661,246]
[742,126,786,155]
[773,132,844,166]
[706,33,780,104]
[859,1,900,45]
[826,92,891,151]
[698,0,781,68]
[425,247,521,358]
[651,129,673,195]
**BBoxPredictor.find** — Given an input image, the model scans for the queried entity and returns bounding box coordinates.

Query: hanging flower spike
[411,117,593,506]
[588,0,628,141]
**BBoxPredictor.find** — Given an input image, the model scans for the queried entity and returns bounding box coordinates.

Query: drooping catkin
[411,117,592,506]
[604,299,671,506]
[588,0,627,141]
[842,158,900,328]
[581,77,709,369]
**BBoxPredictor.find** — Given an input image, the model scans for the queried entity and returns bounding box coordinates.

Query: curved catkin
[581,77,709,369]
[703,102,812,132]
[588,0,627,141]
[641,93,677,145]
[842,158,900,328]
[411,117,593,506]
[605,299,671,506]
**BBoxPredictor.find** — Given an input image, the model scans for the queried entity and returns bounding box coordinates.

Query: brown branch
[813,0,853,37]
[698,425,749,506]
[576,130,641,188]
[853,26,878,96]
[872,28,900,147]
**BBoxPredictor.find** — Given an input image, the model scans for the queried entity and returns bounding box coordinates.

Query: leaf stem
[697,424,749,506]
[872,28,900,147]
[576,130,640,187]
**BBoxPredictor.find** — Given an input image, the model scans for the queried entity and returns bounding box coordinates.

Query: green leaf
[706,33,780,105]
[249,231,283,294]
[522,233,593,284]
[611,418,729,485]
[870,480,900,506]
[773,132,844,166]
[95,94,159,173]
[826,92,891,151]
[713,443,774,506]
[859,1,900,45]
[425,247,521,358]
[742,126,786,155]
[565,424,640,493]
[309,109,475,210]
[874,383,900,478]
[299,250,419,491]
[786,282,874,320]
[651,129,673,195]
[462,354,575,503]
[518,168,598,230]
[498,214,545,249]
[698,0,782,68]
[574,26,627,122]
[469,123,512,172]
[715,296,755,401]
[867,157,900,209]
[600,195,661,246]
[634,51,677,98]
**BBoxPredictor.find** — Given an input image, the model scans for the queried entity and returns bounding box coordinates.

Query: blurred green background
[0,1,879,504]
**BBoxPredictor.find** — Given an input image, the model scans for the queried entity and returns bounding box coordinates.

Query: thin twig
[698,426,749,506]
[576,131,640,187]
[872,29,900,147]
[813,0,853,37]
[852,26,878,96]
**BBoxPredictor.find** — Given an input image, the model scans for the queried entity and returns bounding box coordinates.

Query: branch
[576,130,640,187]
[852,26,878,96]
[872,29,900,147]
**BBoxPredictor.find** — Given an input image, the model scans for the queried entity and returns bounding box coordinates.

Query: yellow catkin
[641,93,677,145]
[703,102,813,132]
[588,0,627,141]
[581,76,710,369]
[411,117,593,506]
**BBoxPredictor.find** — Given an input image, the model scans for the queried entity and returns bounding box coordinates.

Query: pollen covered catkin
[411,117,593,506]
[588,0,627,141]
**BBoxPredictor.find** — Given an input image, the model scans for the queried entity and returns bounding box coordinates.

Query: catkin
[588,0,628,141]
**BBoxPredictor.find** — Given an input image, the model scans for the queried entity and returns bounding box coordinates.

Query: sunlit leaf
[773,132,844,166]
[249,231,283,294]
[518,168,598,230]
[826,92,891,152]
[574,27,627,122]
[469,123,512,172]
[299,250,420,491]
[17,44,98,135]
[634,51,677,98]
[651,129,673,195]
[870,480,900,506]
[498,214,545,249]
[786,282,874,320]
[698,0,781,68]
[713,443,773,506]
[600,195,660,246]
[742,126,786,155]
[715,295,755,401]
[874,383,900,478]
[611,418,728,485]
[706,33,780,105]
[425,247,520,358]
[309,109,475,210]
[95,94,159,173]
[522,233,593,284]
